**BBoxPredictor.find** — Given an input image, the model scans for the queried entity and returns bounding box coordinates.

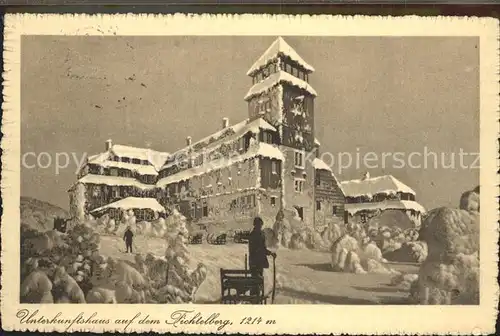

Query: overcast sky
[21,35,479,210]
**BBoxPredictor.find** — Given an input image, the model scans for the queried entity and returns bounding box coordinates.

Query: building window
[110,168,118,176]
[270,196,277,207]
[294,179,304,193]
[190,202,196,218]
[316,201,321,211]
[263,132,273,144]
[294,150,305,168]
[202,205,208,217]
[315,177,320,186]
[112,186,120,198]
[332,206,338,215]
[271,161,278,174]
[263,67,270,79]
[238,137,246,151]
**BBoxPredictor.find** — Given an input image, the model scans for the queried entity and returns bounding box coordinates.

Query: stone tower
[244,37,317,225]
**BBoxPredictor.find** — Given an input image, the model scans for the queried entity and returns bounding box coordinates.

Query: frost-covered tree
[159,209,206,303]
[69,183,86,222]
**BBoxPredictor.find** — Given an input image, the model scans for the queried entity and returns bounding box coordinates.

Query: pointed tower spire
[246,36,315,76]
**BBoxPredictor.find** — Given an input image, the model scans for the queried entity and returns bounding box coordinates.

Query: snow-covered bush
[390,272,419,291]
[52,266,86,303]
[321,220,345,247]
[415,205,479,304]
[263,228,279,248]
[304,229,328,251]
[20,270,54,303]
[330,234,359,271]
[20,220,102,303]
[289,232,306,250]
[272,209,292,248]
[383,241,428,263]
[330,234,394,274]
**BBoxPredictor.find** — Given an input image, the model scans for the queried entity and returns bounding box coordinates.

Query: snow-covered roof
[77,174,156,189]
[247,37,315,76]
[344,200,426,216]
[162,118,277,170]
[313,157,331,172]
[88,157,159,176]
[110,145,169,170]
[91,197,166,213]
[340,175,416,198]
[157,142,284,187]
[87,152,108,164]
[313,157,344,194]
[244,71,317,101]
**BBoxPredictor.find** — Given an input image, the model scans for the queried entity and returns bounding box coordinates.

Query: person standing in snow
[248,217,276,278]
[123,226,134,253]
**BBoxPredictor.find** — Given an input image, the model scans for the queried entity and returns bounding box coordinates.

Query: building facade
[69,37,346,230]
[340,173,426,227]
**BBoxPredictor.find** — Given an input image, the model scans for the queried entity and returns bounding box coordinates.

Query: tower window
[294,178,305,193]
[316,201,321,211]
[270,196,277,206]
[263,67,270,79]
[294,150,305,168]
[263,132,273,144]
[271,161,278,174]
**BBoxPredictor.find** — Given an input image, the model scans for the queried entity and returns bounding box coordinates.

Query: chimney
[105,139,112,151]
[222,117,229,129]
[186,136,192,146]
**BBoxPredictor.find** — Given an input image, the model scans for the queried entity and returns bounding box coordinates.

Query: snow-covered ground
[100,235,418,304]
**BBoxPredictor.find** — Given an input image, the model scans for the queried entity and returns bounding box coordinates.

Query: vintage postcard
[1,13,499,334]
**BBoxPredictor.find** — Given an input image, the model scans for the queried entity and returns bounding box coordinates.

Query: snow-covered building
[68,140,169,221]
[340,173,426,226]
[69,37,346,229]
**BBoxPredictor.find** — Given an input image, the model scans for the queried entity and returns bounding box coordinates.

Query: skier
[248,216,276,279]
[123,226,134,253]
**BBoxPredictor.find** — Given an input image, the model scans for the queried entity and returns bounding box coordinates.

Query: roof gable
[162,117,277,170]
[247,37,315,76]
[340,175,416,198]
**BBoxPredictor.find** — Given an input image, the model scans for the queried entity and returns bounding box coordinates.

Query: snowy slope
[20,196,69,231]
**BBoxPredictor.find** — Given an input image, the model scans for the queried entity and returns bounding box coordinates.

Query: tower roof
[246,37,315,76]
